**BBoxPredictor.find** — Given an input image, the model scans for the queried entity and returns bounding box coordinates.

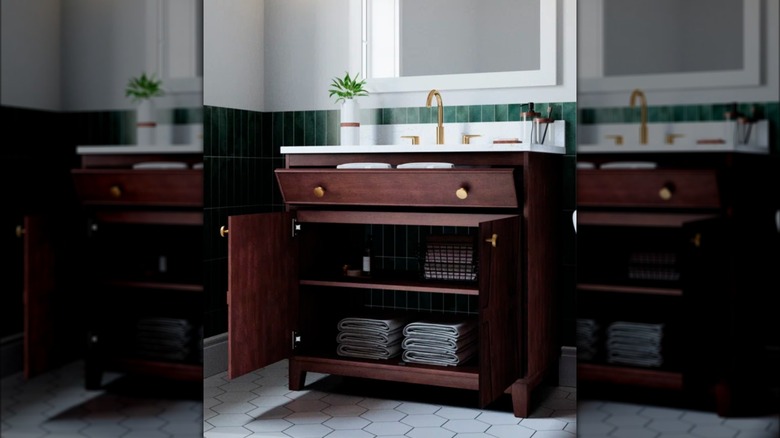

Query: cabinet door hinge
[292,218,301,237]
[292,331,301,349]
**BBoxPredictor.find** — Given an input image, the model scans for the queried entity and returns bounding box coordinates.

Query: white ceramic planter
[340,99,360,146]
[136,99,157,145]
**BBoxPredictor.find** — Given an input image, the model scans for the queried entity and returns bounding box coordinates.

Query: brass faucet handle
[665,134,684,144]
[401,135,420,145]
[605,135,624,145]
[462,134,481,144]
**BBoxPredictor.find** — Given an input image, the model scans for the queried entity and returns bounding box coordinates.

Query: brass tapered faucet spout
[630,88,648,144]
[426,89,444,144]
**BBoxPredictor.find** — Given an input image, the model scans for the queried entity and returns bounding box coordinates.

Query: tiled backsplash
[203,102,578,340]
[69,107,203,145]
[580,101,779,154]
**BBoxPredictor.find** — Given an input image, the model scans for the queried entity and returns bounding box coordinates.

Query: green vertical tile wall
[203,102,577,341]
[580,101,779,154]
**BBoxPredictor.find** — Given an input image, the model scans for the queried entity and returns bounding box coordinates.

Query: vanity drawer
[577,169,721,209]
[72,169,203,207]
[275,168,519,208]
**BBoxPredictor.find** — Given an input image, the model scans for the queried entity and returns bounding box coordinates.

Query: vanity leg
[288,359,306,390]
[510,381,531,418]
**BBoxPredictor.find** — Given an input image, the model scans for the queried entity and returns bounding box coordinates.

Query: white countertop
[77,144,203,154]
[280,143,565,154]
[577,143,768,154]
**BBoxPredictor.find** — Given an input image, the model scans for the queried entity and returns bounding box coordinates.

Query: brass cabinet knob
[220,226,229,237]
[109,185,122,198]
[16,225,25,238]
[485,233,498,247]
[456,187,468,200]
[313,186,325,198]
[691,232,701,248]
[658,185,673,200]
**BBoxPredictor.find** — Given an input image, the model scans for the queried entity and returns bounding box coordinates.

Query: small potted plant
[126,72,164,145]
[329,72,368,145]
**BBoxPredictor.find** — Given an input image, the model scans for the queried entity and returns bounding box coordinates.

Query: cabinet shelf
[300,276,479,296]
[290,355,479,392]
[577,282,682,297]
[103,279,203,293]
[578,362,683,390]
[107,357,202,382]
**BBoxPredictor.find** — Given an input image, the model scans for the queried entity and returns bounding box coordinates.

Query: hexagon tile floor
[1,360,202,437]
[204,358,577,438]
[4,357,778,437]
[577,399,779,438]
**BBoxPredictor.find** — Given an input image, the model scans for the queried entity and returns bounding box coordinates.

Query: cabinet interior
[294,222,480,364]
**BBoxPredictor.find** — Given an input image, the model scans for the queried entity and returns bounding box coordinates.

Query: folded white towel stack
[336,316,407,360]
[401,318,478,367]
[606,321,664,367]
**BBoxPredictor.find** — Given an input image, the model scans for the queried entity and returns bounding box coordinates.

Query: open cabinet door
[478,215,522,407]
[228,212,298,379]
[23,215,73,379]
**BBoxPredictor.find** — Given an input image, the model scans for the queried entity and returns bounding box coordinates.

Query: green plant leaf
[125,72,165,103]
[328,71,368,104]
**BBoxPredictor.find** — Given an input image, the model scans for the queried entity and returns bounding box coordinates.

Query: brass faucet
[630,88,648,144]
[426,89,444,144]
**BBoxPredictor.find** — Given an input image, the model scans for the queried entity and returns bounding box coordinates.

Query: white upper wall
[60,0,147,111]
[205,0,578,112]
[2,0,202,112]
[1,0,62,111]
[203,0,264,112]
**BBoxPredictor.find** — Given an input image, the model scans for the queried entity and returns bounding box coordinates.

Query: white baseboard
[203,333,228,378]
[559,345,577,387]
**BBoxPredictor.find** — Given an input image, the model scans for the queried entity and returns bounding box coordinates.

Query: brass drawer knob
[456,187,468,200]
[16,225,25,238]
[109,185,122,198]
[485,233,498,247]
[313,186,325,198]
[220,226,229,237]
[659,185,673,200]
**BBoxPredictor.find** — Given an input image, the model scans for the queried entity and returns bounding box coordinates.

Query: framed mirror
[145,0,203,94]
[357,0,558,93]
[578,0,761,93]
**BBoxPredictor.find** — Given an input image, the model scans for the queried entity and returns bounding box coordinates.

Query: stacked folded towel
[134,317,193,362]
[336,316,407,360]
[576,318,600,361]
[606,321,664,367]
[401,318,478,367]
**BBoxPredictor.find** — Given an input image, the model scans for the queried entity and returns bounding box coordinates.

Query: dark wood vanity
[71,146,204,388]
[576,151,780,416]
[224,148,563,417]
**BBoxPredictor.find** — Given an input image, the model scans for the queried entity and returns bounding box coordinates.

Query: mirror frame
[578,0,761,93]
[356,0,558,93]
